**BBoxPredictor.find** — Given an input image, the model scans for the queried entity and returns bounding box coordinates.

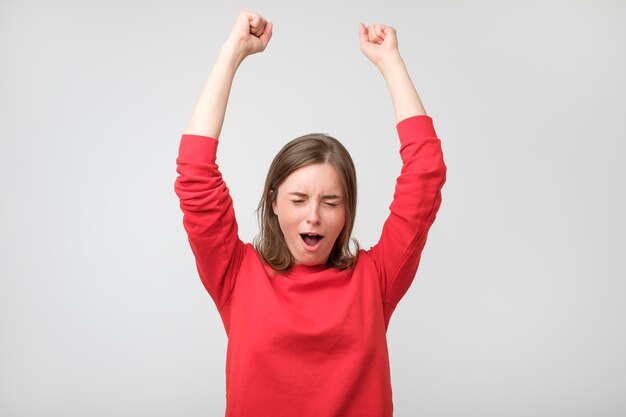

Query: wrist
[220,41,247,70]
[377,52,404,78]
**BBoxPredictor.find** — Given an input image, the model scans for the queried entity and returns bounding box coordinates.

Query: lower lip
[302,238,323,252]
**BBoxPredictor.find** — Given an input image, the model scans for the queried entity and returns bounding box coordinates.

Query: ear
[270,189,277,215]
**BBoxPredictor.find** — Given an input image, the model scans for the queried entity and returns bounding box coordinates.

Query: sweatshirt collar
[287,262,329,277]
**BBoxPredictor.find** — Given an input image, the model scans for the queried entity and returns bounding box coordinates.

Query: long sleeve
[174,134,245,311]
[366,115,447,314]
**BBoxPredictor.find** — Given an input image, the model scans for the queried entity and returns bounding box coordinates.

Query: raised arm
[175,11,272,313]
[184,11,273,138]
[358,22,426,121]
[359,23,446,322]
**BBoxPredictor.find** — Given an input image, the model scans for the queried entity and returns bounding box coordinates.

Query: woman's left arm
[360,23,447,319]
[358,23,426,121]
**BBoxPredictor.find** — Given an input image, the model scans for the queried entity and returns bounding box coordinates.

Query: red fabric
[174,115,447,417]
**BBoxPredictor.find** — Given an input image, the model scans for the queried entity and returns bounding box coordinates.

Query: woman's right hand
[225,11,273,60]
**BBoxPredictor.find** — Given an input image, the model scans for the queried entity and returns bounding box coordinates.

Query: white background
[1,0,625,416]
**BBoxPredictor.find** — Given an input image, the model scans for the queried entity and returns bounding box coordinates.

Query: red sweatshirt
[174,115,447,417]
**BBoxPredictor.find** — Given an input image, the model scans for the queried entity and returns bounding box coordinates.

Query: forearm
[183,43,244,138]
[379,53,427,122]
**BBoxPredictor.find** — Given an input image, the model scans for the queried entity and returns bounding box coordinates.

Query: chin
[296,254,328,266]
[300,260,324,266]
[296,258,319,266]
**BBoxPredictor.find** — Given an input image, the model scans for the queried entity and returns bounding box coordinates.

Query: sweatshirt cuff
[396,115,438,142]
[177,134,218,164]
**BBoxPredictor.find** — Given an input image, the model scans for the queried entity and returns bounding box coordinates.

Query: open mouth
[300,233,324,247]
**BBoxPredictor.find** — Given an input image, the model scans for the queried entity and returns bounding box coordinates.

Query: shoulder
[354,248,376,269]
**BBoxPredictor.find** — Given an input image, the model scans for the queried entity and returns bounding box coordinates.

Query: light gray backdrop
[1,0,624,416]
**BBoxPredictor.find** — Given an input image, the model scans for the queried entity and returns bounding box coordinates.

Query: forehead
[278,163,343,195]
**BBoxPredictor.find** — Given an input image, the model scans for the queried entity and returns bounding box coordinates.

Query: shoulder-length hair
[253,133,359,271]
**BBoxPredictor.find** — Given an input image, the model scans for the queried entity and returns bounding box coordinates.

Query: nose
[306,203,321,225]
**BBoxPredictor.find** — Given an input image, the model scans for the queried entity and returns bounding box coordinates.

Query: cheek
[276,205,300,231]
[330,210,346,236]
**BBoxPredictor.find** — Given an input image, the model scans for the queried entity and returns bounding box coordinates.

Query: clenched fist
[358,23,401,69]
[225,10,273,59]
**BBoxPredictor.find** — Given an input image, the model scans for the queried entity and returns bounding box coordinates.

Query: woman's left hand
[358,23,401,69]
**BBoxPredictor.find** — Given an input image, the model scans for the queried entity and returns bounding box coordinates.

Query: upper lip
[300,232,324,237]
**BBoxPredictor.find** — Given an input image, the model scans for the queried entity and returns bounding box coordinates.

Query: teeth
[301,233,323,247]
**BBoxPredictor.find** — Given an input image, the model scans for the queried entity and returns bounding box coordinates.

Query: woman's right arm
[174,11,272,311]
[184,11,273,137]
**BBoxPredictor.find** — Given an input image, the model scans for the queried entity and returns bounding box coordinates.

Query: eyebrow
[289,192,342,199]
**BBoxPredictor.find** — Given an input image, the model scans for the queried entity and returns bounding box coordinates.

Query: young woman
[175,10,447,417]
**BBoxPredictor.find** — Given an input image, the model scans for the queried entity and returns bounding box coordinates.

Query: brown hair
[253,133,360,271]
